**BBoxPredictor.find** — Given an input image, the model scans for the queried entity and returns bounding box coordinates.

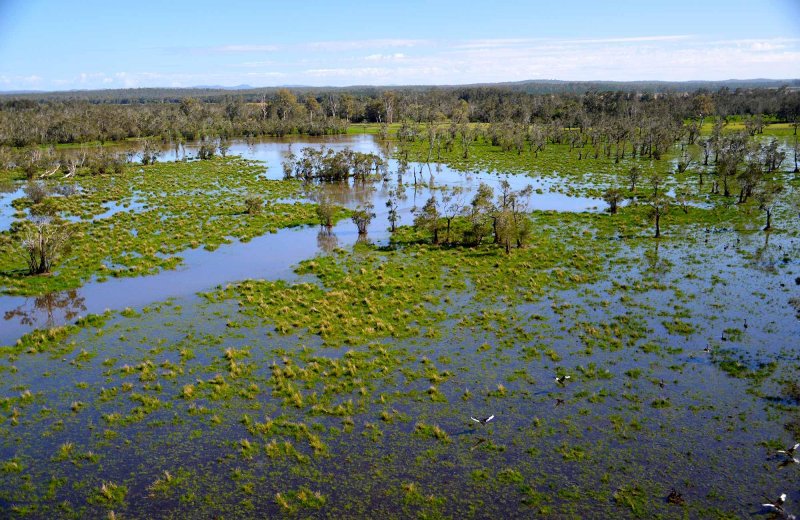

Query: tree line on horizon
[0,84,798,148]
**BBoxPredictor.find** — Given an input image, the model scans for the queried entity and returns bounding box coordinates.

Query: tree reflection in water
[4,289,87,329]
[316,227,339,254]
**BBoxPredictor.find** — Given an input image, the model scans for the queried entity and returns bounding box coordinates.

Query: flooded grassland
[0,130,799,518]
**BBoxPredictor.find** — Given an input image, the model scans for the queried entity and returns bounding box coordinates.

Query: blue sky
[0,0,799,91]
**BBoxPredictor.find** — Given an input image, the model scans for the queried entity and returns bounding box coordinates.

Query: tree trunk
[654,213,661,238]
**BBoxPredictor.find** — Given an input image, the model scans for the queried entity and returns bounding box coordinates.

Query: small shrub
[24,180,49,204]
[244,196,264,215]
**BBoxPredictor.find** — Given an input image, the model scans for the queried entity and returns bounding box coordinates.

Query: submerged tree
[627,166,641,192]
[386,188,400,232]
[715,133,748,197]
[351,204,375,235]
[286,147,384,182]
[24,180,49,204]
[315,194,336,228]
[494,181,534,251]
[218,137,231,158]
[140,138,162,165]
[19,219,72,275]
[197,139,217,160]
[673,187,691,214]
[755,183,782,231]
[647,194,670,238]
[441,187,465,244]
[675,149,694,174]
[414,196,441,244]
[737,156,763,204]
[465,183,494,246]
[602,187,623,214]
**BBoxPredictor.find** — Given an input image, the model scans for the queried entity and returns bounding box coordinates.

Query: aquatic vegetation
[0,157,343,295]
[90,481,127,506]
[274,487,326,514]
[0,129,797,518]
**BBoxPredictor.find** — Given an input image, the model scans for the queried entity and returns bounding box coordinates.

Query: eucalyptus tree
[715,133,748,197]
[692,93,715,128]
[528,124,547,158]
[140,138,161,165]
[275,89,299,121]
[305,96,322,123]
[315,194,336,229]
[386,187,400,232]
[647,194,670,238]
[414,196,441,244]
[452,99,473,159]
[465,183,494,246]
[737,154,764,203]
[602,188,623,214]
[218,137,231,158]
[351,204,376,235]
[743,114,764,136]
[684,119,701,145]
[627,166,641,192]
[699,137,712,167]
[19,218,72,275]
[381,91,397,125]
[675,149,694,174]
[755,182,782,231]
[674,187,691,214]
[494,180,533,251]
[441,187,465,244]
[762,138,785,173]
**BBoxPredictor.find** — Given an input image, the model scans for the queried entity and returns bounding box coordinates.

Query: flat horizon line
[2,77,800,95]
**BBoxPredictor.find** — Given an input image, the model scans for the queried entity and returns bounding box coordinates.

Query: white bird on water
[762,493,786,511]
[777,442,799,457]
[761,493,795,519]
[778,442,800,468]
[470,415,494,425]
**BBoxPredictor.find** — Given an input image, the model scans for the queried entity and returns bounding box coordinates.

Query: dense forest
[0,82,798,149]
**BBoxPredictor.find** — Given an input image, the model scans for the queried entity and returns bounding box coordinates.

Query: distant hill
[190,84,254,90]
[478,78,800,94]
[1,79,798,103]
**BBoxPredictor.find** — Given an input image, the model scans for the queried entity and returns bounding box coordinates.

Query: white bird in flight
[777,443,799,457]
[471,415,494,425]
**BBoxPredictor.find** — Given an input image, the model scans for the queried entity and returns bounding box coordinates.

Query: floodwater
[1,135,798,518]
[0,135,603,345]
[0,184,24,233]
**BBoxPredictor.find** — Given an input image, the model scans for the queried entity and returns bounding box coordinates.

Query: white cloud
[235,60,277,68]
[303,39,429,51]
[364,53,406,61]
[5,35,800,90]
[212,44,280,53]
